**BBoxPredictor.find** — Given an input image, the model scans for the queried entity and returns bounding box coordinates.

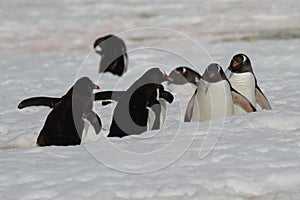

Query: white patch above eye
[182,67,187,74]
[242,55,247,63]
[94,45,102,53]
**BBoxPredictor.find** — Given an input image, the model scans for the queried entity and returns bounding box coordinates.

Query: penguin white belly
[167,83,197,94]
[191,80,234,122]
[225,71,256,115]
[147,99,166,131]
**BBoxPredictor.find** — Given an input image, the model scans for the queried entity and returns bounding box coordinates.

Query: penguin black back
[37,77,101,146]
[107,68,174,138]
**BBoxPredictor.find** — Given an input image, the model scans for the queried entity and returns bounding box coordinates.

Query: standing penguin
[184,63,256,122]
[95,68,174,138]
[19,77,102,146]
[167,66,201,93]
[94,34,128,76]
[225,53,272,115]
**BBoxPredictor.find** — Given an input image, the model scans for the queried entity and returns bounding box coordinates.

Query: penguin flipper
[85,111,102,134]
[232,90,256,112]
[94,91,125,101]
[159,90,174,104]
[255,87,272,110]
[18,97,60,109]
[184,91,197,122]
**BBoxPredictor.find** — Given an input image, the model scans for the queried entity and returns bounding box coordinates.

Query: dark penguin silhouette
[18,77,102,146]
[94,34,128,76]
[225,53,272,114]
[94,68,174,138]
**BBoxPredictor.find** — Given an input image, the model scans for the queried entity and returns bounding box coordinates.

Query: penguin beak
[94,84,100,90]
[233,61,240,67]
[166,76,174,82]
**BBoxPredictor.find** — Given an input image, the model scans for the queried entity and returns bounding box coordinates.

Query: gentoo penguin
[94,84,172,131]
[167,66,201,93]
[94,34,128,76]
[18,77,102,146]
[225,53,272,114]
[94,68,174,138]
[184,63,256,122]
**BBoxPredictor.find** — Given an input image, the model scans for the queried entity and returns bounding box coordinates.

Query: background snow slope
[1,0,300,199]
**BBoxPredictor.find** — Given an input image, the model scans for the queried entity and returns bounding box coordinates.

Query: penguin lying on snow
[18,77,102,146]
[184,63,256,122]
[94,34,128,76]
[167,66,201,93]
[94,68,174,138]
[225,53,272,115]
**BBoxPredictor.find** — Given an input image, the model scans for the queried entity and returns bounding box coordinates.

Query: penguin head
[143,68,174,84]
[202,63,227,83]
[228,53,253,73]
[73,77,100,95]
[93,34,126,56]
[93,34,113,55]
[168,66,201,85]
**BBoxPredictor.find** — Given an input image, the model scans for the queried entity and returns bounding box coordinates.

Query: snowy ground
[1,0,300,199]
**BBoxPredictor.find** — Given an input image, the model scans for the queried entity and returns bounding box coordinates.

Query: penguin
[19,77,102,146]
[225,53,272,115]
[94,84,172,132]
[184,63,256,122]
[17,71,173,134]
[94,34,128,76]
[93,68,174,138]
[167,66,201,94]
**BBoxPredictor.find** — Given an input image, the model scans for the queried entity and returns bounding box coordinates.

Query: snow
[1,0,300,199]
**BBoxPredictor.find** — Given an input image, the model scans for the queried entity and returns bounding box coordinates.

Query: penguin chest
[192,80,234,122]
[226,71,256,114]
[147,99,166,131]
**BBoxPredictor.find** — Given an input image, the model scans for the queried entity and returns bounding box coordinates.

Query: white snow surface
[1,0,300,199]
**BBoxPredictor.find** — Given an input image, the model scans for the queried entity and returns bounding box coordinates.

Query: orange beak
[167,76,174,82]
[233,61,240,67]
[94,84,100,90]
